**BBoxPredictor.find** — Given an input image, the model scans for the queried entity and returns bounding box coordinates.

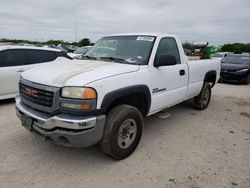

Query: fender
[101,85,151,114]
[204,70,217,87]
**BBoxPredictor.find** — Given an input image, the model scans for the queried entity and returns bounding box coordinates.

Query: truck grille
[20,83,54,107]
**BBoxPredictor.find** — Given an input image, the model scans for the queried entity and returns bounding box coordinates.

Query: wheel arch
[204,70,217,88]
[100,85,151,117]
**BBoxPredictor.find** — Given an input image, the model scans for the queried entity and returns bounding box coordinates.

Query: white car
[16,33,220,159]
[211,52,229,60]
[0,45,71,100]
[67,46,92,59]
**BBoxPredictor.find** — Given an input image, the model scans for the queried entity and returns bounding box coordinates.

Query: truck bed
[186,59,221,99]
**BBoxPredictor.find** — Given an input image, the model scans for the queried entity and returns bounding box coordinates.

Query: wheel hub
[117,119,137,149]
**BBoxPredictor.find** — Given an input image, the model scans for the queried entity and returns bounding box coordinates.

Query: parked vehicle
[57,44,77,53]
[0,46,72,100]
[220,54,250,84]
[192,49,205,59]
[66,45,78,52]
[67,46,92,59]
[191,41,209,59]
[184,49,191,56]
[15,33,221,160]
[50,45,68,53]
[211,52,228,60]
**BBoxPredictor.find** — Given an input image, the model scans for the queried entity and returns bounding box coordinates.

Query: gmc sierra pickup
[16,33,221,160]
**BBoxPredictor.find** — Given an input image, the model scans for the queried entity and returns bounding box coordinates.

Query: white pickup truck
[16,33,221,160]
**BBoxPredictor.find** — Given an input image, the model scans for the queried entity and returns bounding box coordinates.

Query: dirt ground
[0,83,250,188]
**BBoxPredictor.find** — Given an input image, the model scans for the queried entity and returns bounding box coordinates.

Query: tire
[194,82,211,110]
[244,74,250,84]
[99,105,143,160]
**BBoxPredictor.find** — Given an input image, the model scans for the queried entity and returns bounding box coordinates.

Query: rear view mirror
[154,55,177,67]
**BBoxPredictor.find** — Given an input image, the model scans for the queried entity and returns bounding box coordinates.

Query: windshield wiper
[81,55,97,60]
[100,57,125,63]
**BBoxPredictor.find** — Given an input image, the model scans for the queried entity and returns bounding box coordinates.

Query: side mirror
[154,55,177,67]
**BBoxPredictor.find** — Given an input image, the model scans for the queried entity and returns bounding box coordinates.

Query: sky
[0,0,250,45]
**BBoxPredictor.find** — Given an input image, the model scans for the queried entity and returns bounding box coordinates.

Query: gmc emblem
[25,88,38,97]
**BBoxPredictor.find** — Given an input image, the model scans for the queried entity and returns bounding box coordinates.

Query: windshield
[83,35,155,65]
[211,53,224,58]
[222,56,250,64]
[74,46,91,54]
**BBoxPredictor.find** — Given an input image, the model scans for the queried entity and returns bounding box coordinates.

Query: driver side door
[149,37,188,113]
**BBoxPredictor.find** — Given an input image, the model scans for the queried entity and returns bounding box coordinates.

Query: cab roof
[105,33,177,38]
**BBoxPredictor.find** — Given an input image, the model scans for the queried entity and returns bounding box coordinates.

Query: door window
[0,50,25,67]
[27,50,55,64]
[155,37,181,64]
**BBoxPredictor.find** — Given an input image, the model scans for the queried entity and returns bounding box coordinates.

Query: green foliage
[221,43,250,53]
[0,38,92,47]
[76,38,91,47]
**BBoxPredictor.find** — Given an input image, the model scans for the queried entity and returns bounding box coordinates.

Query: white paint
[0,63,44,100]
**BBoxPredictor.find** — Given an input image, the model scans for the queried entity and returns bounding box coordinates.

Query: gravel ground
[0,83,250,188]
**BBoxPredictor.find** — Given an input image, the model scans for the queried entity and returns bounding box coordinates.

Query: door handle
[179,69,185,76]
[17,68,26,73]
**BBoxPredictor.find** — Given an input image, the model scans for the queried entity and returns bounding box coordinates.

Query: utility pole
[75,21,77,42]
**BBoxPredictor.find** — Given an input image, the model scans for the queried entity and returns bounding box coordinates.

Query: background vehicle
[57,44,77,52]
[220,54,250,84]
[16,33,220,160]
[211,52,229,60]
[67,46,92,59]
[191,41,210,59]
[0,46,72,100]
[184,49,191,56]
[192,49,205,59]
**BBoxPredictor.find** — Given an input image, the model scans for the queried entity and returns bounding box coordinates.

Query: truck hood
[21,58,139,87]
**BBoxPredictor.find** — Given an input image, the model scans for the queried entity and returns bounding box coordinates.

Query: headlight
[236,68,248,73]
[61,87,97,99]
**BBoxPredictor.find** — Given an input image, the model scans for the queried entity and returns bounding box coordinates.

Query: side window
[55,52,63,58]
[0,50,25,67]
[50,51,57,61]
[155,37,181,64]
[56,52,70,59]
[27,50,54,64]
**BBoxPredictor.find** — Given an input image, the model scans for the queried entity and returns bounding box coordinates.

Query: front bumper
[16,96,106,148]
[220,71,249,83]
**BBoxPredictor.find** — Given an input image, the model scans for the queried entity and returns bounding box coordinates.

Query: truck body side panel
[186,59,221,99]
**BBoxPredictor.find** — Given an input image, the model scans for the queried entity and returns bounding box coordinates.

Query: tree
[221,43,250,53]
[0,38,92,47]
[77,38,91,47]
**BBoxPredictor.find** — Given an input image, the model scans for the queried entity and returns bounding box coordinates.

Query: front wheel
[194,82,211,110]
[99,105,143,160]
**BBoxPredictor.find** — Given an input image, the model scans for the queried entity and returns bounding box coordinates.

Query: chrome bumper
[15,96,106,148]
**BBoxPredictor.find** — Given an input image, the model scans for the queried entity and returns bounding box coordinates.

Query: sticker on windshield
[136,36,154,42]
[241,57,249,60]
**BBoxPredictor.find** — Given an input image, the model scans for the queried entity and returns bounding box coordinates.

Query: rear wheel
[194,82,211,110]
[99,105,143,160]
[218,78,222,83]
[244,74,250,84]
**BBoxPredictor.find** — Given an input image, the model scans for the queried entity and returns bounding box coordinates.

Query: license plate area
[21,115,33,131]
